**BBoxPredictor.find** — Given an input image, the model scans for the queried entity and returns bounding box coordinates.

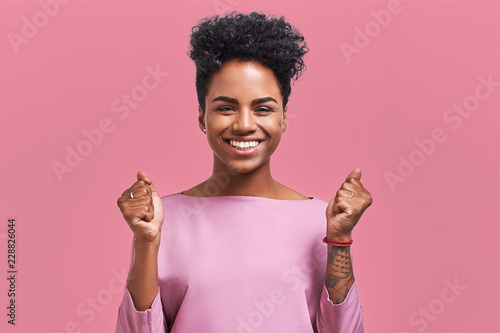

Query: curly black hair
[187,11,309,114]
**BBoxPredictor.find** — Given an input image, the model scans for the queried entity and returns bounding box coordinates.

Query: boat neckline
[176,191,316,201]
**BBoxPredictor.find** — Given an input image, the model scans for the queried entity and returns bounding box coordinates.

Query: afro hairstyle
[187,11,309,114]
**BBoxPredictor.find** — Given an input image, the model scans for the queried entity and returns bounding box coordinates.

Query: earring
[203,128,206,133]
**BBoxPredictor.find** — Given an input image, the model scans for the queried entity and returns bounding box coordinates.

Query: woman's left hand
[325,168,373,239]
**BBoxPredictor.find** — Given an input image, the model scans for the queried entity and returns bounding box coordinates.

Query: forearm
[324,234,354,304]
[126,237,160,311]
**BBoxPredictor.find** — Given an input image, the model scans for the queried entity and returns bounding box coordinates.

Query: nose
[232,107,257,133]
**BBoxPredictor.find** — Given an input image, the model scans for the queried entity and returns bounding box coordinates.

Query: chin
[225,161,262,174]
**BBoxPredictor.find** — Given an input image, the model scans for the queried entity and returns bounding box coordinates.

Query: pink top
[115,192,364,332]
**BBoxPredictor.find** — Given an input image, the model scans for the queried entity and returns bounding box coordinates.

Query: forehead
[207,60,282,100]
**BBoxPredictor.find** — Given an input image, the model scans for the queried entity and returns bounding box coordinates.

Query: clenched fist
[326,168,372,240]
[117,171,164,244]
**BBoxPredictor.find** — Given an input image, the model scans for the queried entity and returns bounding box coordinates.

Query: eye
[255,107,272,113]
[217,106,234,112]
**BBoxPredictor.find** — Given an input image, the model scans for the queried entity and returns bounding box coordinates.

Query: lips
[224,138,264,155]
[223,138,265,142]
[223,139,263,143]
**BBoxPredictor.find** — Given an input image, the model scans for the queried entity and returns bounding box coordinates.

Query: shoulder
[288,191,311,200]
[275,183,312,200]
[159,191,185,204]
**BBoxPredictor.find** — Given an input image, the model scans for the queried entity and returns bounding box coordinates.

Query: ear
[198,106,205,133]
[282,106,288,133]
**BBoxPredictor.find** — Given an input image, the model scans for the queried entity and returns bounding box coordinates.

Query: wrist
[325,232,352,242]
[134,234,161,251]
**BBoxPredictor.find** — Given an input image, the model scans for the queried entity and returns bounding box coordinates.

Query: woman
[115,11,372,333]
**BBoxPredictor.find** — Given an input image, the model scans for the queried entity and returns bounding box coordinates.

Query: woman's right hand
[117,171,164,244]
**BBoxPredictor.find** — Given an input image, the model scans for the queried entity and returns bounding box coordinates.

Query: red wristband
[323,236,353,247]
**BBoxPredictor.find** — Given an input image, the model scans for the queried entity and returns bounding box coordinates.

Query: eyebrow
[211,96,278,105]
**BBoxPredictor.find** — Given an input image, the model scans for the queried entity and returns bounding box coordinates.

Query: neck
[206,156,279,197]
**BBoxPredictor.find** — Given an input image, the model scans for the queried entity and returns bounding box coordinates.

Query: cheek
[207,135,221,150]
[261,115,283,128]
[268,121,285,136]
[207,116,231,132]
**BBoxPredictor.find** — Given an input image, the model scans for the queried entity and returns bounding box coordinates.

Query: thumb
[345,168,362,182]
[137,170,152,184]
[137,171,160,198]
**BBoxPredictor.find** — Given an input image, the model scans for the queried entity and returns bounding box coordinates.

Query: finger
[127,205,155,223]
[117,190,146,204]
[346,178,365,189]
[137,172,160,198]
[127,197,153,208]
[121,179,151,198]
[149,182,160,198]
[339,182,361,193]
[137,171,153,185]
[336,189,355,199]
[129,182,151,198]
[344,168,362,183]
[121,188,130,197]
[137,205,155,222]
[136,172,159,198]
[332,190,351,211]
[333,197,356,215]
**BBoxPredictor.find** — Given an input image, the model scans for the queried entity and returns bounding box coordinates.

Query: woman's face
[199,60,287,174]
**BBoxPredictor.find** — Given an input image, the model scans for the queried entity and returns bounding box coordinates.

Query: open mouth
[224,139,263,151]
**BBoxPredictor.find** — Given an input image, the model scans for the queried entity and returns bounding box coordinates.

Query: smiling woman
[114,11,371,333]
[185,10,308,198]
[198,60,290,186]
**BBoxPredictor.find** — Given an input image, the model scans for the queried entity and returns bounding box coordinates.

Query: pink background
[1,0,498,332]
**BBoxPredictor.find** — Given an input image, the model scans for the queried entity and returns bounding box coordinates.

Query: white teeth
[228,140,260,150]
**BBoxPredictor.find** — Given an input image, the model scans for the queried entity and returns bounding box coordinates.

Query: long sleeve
[315,242,364,333]
[113,193,363,332]
[114,237,168,333]
[315,282,364,332]
[115,287,167,333]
